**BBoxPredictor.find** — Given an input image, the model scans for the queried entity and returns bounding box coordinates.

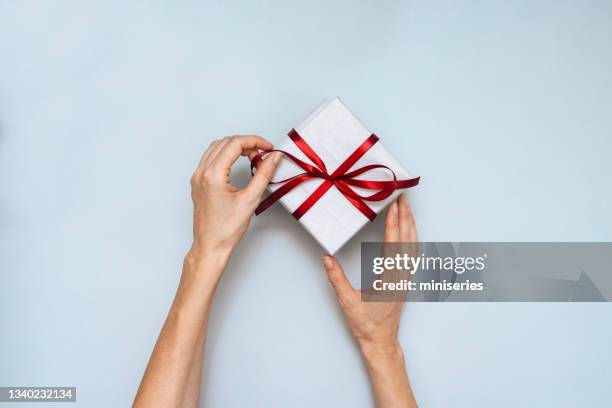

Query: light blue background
[1,0,611,407]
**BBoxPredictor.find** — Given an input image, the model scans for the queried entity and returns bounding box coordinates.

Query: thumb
[245,152,282,200]
[323,255,357,305]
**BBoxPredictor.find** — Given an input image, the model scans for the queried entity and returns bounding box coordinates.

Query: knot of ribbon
[251,129,420,221]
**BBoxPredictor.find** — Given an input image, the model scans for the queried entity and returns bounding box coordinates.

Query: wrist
[359,339,403,361]
[359,339,415,407]
[189,237,235,260]
[179,244,232,295]
[360,340,409,389]
[186,243,232,269]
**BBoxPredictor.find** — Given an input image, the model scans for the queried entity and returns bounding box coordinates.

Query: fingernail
[271,152,282,164]
[323,256,333,271]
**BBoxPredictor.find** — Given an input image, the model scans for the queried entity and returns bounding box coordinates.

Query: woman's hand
[322,194,418,408]
[323,194,416,352]
[189,135,282,256]
[135,136,281,408]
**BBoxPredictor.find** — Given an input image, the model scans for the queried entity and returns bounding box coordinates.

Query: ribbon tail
[394,176,420,189]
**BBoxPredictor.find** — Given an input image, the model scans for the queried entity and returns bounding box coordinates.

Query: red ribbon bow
[251,129,420,221]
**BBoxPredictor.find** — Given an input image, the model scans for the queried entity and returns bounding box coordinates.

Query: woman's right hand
[322,194,418,408]
[322,194,417,352]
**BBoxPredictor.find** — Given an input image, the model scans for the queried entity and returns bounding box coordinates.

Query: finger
[193,140,220,181]
[407,199,418,243]
[207,136,232,167]
[245,148,260,162]
[194,138,227,181]
[199,140,222,169]
[323,255,357,306]
[398,193,417,242]
[211,135,273,172]
[244,151,282,199]
[384,200,399,243]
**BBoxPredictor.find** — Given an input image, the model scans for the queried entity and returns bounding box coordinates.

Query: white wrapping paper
[269,98,415,254]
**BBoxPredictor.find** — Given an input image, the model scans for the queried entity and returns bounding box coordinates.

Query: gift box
[256,97,419,254]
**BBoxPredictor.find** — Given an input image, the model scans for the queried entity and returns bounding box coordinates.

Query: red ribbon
[251,129,420,221]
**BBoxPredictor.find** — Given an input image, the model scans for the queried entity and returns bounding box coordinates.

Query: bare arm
[133,136,281,408]
[323,194,418,408]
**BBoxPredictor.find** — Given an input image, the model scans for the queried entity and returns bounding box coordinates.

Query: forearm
[361,342,417,408]
[134,248,229,408]
[180,325,206,408]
